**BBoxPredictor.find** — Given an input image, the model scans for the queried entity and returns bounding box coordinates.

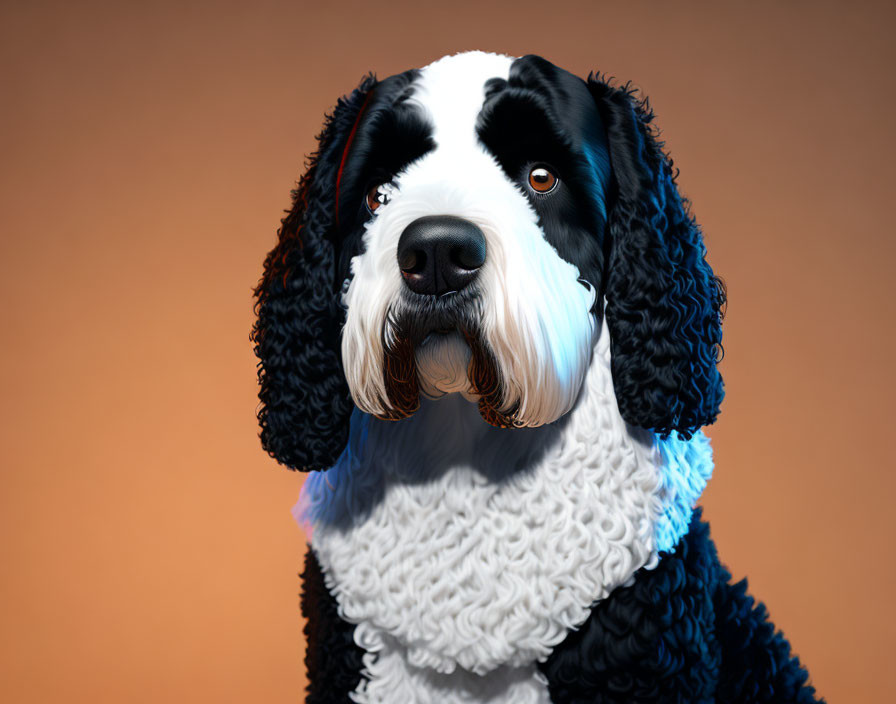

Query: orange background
[1,1,893,702]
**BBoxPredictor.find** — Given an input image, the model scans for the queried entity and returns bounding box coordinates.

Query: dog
[252,51,821,704]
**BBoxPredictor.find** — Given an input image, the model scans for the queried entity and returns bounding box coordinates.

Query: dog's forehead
[408,52,514,144]
[374,52,601,162]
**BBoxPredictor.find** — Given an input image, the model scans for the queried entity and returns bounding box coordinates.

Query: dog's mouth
[380,303,518,428]
[420,325,457,344]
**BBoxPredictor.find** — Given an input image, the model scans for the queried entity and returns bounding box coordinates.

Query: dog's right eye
[366,183,394,214]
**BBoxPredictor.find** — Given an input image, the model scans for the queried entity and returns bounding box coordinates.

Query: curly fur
[589,77,726,439]
[538,509,820,704]
[301,548,366,703]
[251,76,376,471]
[299,510,822,704]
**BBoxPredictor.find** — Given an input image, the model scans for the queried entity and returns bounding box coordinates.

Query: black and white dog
[253,52,821,704]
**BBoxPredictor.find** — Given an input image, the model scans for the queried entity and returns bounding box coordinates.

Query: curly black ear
[589,77,725,439]
[252,76,376,471]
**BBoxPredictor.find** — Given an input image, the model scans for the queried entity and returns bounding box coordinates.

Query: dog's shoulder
[539,511,823,704]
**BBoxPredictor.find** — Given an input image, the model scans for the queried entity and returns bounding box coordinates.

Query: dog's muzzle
[396,215,486,296]
[378,216,518,428]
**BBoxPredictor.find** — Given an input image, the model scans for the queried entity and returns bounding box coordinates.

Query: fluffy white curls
[340,52,597,428]
[299,320,714,680]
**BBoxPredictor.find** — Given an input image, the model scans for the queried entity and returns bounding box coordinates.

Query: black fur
[301,548,366,703]
[538,510,821,704]
[252,72,434,470]
[589,77,726,439]
[331,70,434,286]
[477,55,611,304]
[251,76,377,471]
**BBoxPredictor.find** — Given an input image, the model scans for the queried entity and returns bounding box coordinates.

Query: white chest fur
[296,321,713,701]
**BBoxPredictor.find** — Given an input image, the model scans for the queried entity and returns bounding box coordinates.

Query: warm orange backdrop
[2,1,893,702]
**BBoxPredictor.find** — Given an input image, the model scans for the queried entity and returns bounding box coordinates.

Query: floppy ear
[589,77,725,439]
[252,76,376,471]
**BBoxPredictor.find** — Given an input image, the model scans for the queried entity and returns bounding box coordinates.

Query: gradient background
[2,1,893,702]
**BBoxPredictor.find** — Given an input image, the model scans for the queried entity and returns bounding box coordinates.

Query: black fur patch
[301,548,365,703]
[252,72,433,471]
[539,509,823,704]
[589,76,726,439]
[333,70,435,287]
[252,77,376,471]
[477,55,611,304]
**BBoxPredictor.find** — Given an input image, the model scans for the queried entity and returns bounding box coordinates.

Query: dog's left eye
[528,165,558,194]
[366,182,394,213]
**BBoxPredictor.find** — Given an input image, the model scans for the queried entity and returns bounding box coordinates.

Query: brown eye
[366,182,393,213]
[528,166,557,193]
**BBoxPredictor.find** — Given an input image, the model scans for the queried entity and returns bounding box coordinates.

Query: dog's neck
[297,320,714,681]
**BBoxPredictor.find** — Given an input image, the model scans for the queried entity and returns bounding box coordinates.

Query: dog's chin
[414,331,477,402]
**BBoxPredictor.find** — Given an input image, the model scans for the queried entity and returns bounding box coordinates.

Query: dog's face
[340,53,607,430]
[253,52,725,471]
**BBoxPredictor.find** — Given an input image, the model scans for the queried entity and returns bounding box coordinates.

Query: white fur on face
[340,51,597,428]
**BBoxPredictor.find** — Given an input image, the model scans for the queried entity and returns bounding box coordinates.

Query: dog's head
[252,52,725,471]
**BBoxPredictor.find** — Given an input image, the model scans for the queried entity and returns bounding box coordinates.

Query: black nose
[396,216,487,296]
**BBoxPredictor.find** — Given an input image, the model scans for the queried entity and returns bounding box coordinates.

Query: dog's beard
[344,291,596,429]
[378,301,520,429]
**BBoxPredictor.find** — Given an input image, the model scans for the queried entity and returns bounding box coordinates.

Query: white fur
[349,634,550,704]
[340,51,596,428]
[415,332,476,400]
[298,319,713,699]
